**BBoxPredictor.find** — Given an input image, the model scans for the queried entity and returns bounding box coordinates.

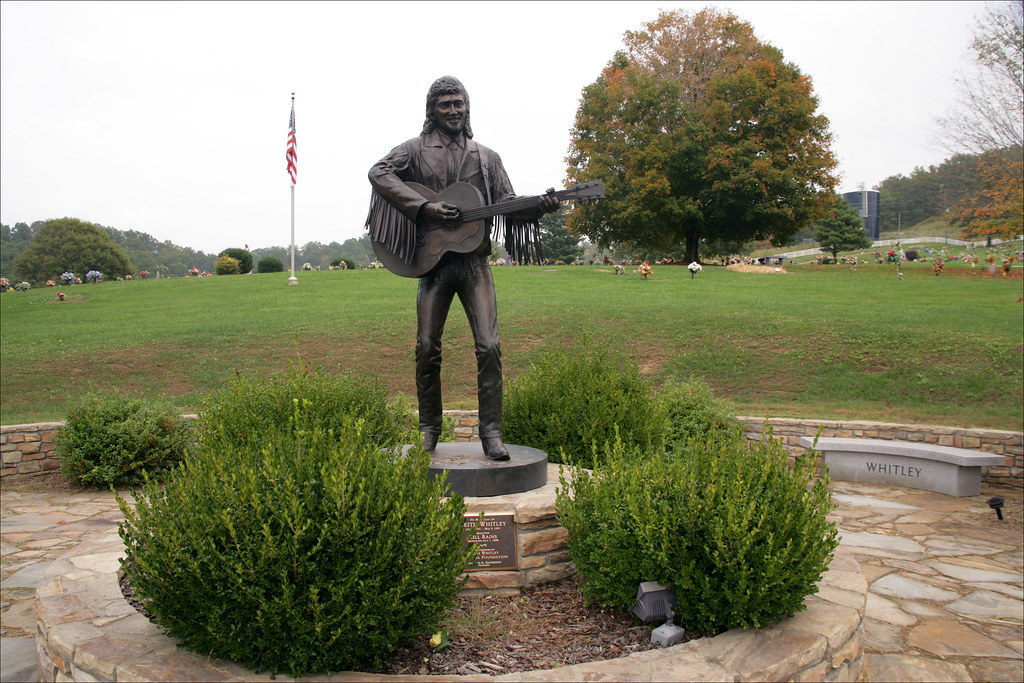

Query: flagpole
[289,181,297,285]
[287,92,298,285]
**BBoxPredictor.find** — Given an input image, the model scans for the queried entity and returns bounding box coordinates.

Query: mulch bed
[120,567,709,677]
[371,574,707,676]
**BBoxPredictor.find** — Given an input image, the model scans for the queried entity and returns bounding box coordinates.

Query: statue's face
[433,93,466,136]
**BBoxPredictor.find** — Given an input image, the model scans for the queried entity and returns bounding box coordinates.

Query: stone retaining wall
[4,414,1021,488]
[0,421,61,478]
[36,529,866,682]
[740,417,1023,489]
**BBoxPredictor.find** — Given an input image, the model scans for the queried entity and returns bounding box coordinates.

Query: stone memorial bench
[798,437,1005,497]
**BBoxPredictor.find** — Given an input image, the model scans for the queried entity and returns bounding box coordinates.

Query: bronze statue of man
[366,76,558,461]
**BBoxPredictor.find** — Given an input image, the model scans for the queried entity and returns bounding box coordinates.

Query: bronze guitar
[371,180,605,278]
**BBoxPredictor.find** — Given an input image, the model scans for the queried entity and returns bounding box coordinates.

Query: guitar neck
[459,190,573,223]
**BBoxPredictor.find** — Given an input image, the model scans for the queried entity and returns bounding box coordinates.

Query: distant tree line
[1,219,386,283]
[874,145,1022,241]
[1,219,220,281]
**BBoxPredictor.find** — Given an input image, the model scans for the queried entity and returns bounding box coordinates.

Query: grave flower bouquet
[638,262,652,279]
[688,261,702,279]
[85,270,103,283]
[60,271,75,284]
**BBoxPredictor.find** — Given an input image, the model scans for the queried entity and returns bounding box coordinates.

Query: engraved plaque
[463,513,517,571]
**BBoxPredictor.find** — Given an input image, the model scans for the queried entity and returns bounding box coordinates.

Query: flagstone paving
[1,478,1022,682]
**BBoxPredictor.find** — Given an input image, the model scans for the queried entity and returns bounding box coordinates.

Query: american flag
[286,100,297,185]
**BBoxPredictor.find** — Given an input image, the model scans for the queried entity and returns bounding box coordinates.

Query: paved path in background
[2,480,1022,682]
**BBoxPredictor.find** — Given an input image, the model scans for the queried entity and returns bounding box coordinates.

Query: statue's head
[422,75,473,138]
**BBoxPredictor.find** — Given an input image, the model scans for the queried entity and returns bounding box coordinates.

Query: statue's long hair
[421,75,473,138]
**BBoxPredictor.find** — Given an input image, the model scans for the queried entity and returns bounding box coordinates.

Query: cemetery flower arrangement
[45,279,56,287]
[0,277,8,291]
[85,270,103,283]
[638,261,652,278]
[60,271,75,284]
[138,270,150,279]
[188,267,200,276]
[688,261,702,278]
[57,291,65,301]
[13,281,30,292]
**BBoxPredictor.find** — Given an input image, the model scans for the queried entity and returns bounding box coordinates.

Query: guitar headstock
[560,179,606,202]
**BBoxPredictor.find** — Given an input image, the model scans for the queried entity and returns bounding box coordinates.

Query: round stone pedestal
[417,442,548,497]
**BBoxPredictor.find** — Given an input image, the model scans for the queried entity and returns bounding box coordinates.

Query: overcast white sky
[1,1,985,254]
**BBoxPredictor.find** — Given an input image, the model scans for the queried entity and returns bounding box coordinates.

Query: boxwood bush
[196,363,413,452]
[661,377,740,448]
[556,433,837,631]
[256,255,284,273]
[503,337,666,464]
[117,406,475,677]
[56,392,191,487]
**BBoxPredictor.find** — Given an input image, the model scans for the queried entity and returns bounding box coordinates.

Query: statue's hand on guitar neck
[539,188,559,214]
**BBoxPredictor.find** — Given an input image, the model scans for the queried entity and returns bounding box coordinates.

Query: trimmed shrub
[556,433,838,631]
[196,363,414,453]
[219,247,253,273]
[56,393,191,487]
[117,408,474,677]
[503,337,666,465]
[214,254,241,275]
[661,377,740,448]
[330,257,355,270]
[257,256,284,273]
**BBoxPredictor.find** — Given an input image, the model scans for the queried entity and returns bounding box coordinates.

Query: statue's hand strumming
[422,201,460,225]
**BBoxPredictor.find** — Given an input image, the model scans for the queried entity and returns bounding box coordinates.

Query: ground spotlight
[987,496,1005,520]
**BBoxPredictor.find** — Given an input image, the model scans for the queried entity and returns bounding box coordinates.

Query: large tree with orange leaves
[566,8,838,263]
[952,146,1023,241]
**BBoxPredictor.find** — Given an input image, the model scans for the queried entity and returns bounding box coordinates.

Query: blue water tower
[841,189,880,240]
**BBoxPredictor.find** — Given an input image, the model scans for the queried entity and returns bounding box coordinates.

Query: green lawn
[1,265,1021,430]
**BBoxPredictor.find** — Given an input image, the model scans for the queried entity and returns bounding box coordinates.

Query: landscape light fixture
[650,608,686,647]
[629,581,686,647]
[629,581,677,623]
[987,496,1005,521]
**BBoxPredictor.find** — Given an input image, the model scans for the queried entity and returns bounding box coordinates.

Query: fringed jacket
[366,130,542,268]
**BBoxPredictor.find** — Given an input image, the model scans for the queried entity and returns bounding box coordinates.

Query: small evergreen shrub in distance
[661,377,740,448]
[219,247,253,273]
[56,392,191,487]
[503,336,666,465]
[117,408,474,677]
[256,255,284,273]
[557,432,838,631]
[214,254,241,275]
[197,362,413,452]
